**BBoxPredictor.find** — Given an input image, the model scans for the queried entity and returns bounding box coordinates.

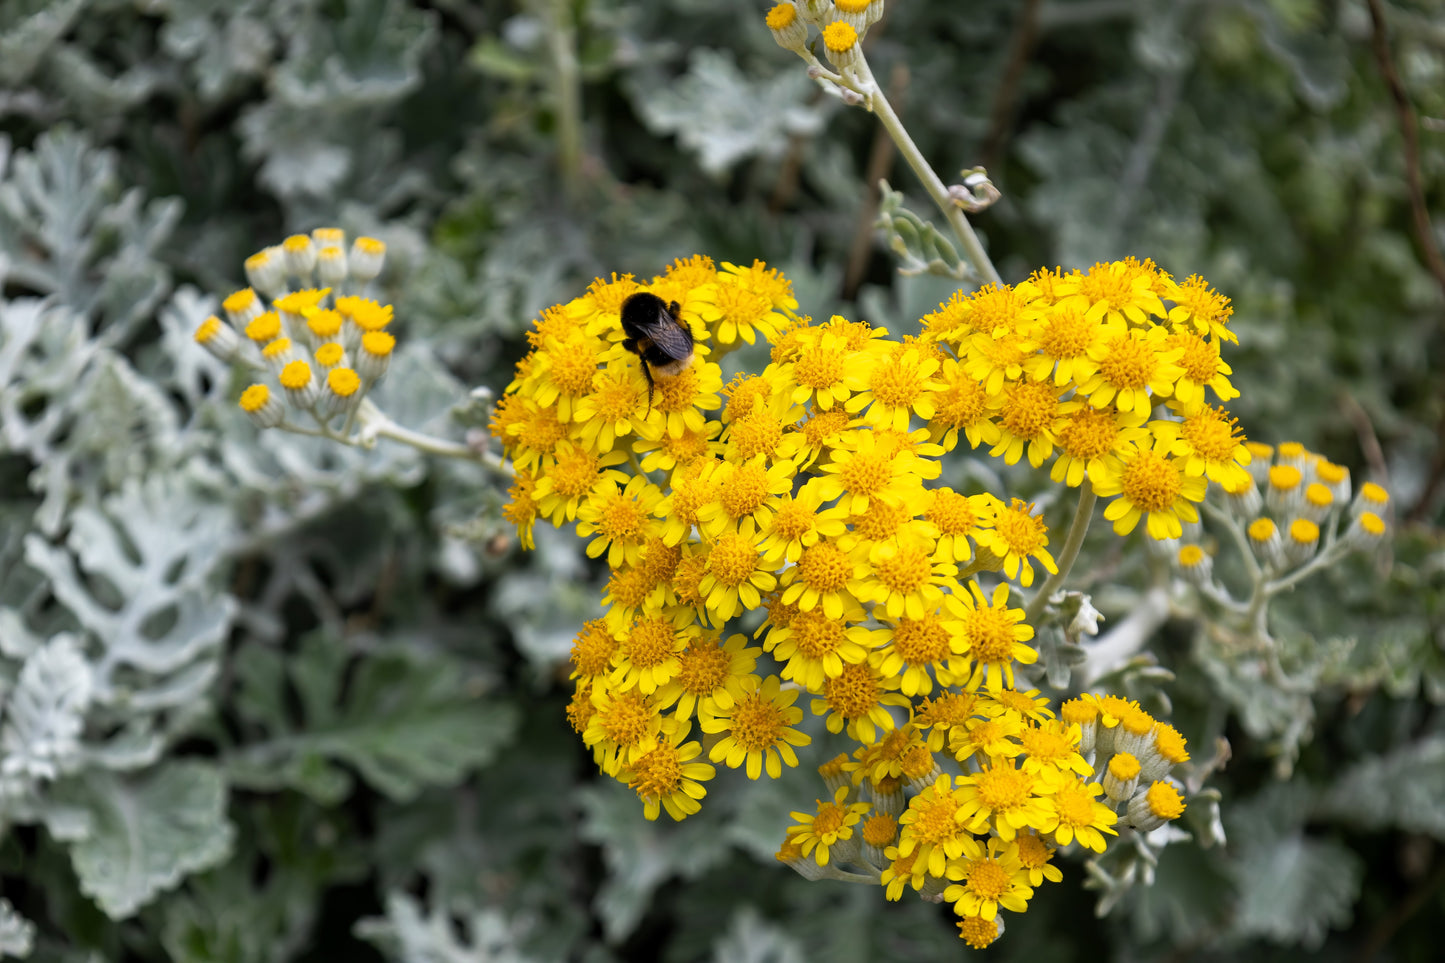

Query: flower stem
[1025,481,1097,626]
[857,59,1003,287]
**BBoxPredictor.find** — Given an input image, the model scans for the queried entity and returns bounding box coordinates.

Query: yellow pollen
[822,662,882,720]
[890,614,951,665]
[590,371,641,421]
[870,355,926,408]
[840,450,891,496]
[719,463,771,518]
[1000,381,1059,439]
[625,618,677,669]
[675,642,730,695]
[1181,407,1243,461]
[961,857,1011,900]
[600,492,648,540]
[1037,309,1094,359]
[245,312,282,343]
[570,620,616,676]
[1098,334,1158,389]
[279,360,313,390]
[627,742,685,798]
[926,490,977,534]
[239,384,270,412]
[873,545,931,595]
[315,342,345,367]
[327,368,361,397]
[932,376,991,432]
[194,316,223,343]
[598,690,653,746]
[973,765,1033,811]
[771,499,817,540]
[605,567,652,611]
[1146,781,1186,819]
[550,447,604,498]
[797,542,852,592]
[1057,408,1119,459]
[965,605,1017,665]
[787,609,847,659]
[656,365,702,412]
[222,288,256,313]
[707,533,759,587]
[1121,449,1184,513]
[1053,781,1098,829]
[765,3,797,29]
[794,345,846,390]
[549,338,597,394]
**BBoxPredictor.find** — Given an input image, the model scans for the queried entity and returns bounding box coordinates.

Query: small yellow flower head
[282,233,317,278]
[244,311,282,345]
[1247,517,1283,568]
[312,227,345,248]
[279,359,319,410]
[832,0,871,32]
[1284,517,1320,566]
[765,2,808,52]
[1175,543,1211,586]
[314,341,346,371]
[358,330,395,382]
[1126,780,1187,832]
[1347,510,1388,548]
[317,244,347,286]
[261,336,299,372]
[620,730,716,822]
[1354,480,1389,518]
[238,383,284,429]
[222,287,262,328]
[193,315,239,362]
[349,236,387,283]
[1265,463,1303,517]
[821,21,860,69]
[244,246,286,296]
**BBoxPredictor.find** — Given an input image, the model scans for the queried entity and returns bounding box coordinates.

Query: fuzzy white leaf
[1,633,92,782]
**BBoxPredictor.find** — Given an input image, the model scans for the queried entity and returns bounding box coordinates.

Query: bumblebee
[619,291,697,409]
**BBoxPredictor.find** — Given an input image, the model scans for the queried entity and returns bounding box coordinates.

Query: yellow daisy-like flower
[696,456,794,538]
[767,603,880,691]
[1165,328,1238,411]
[654,632,758,722]
[572,363,648,453]
[620,724,716,822]
[757,480,849,564]
[700,674,811,779]
[609,615,687,695]
[633,418,723,473]
[926,357,1001,451]
[881,846,929,900]
[636,358,724,440]
[1022,305,1117,387]
[502,468,540,550]
[780,536,867,620]
[814,429,936,514]
[786,326,870,411]
[875,604,968,697]
[955,758,1052,840]
[1165,273,1236,344]
[849,344,944,431]
[852,527,958,620]
[697,519,779,623]
[1090,436,1208,539]
[810,657,910,745]
[989,379,1066,468]
[895,774,972,878]
[1076,324,1185,419]
[575,475,665,567]
[1040,773,1119,852]
[1050,401,1151,490]
[942,836,1034,921]
[1014,831,1064,887]
[583,686,667,776]
[923,487,992,562]
[1162,404,1252,488]
[1058,258,1166,327]
[944,580,1037,690]
[787,786,872,866]
[973,498,1057,588]
[532,441,628,525]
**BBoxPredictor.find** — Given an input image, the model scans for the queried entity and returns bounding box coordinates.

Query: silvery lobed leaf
[1,633,92,783]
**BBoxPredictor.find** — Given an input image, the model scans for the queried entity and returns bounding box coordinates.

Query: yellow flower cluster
[496,255,1198,946]
[193,228,395,431]
[916,257,1249,540]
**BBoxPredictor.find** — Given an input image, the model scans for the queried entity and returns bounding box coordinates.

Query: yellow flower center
[1056,407,1120,460]
[728,410,784,461]
[239,384,270,412]
[916,692,978,728]
[672,555,709,606]
[899,745,935,780]
[795,344,847,390]
[597,690,653,745]
[890,614,951,666]
[655,364,701,411]
[1097,334,1157,390]
[1015,833,1051,869]
[765,3,797,29]
[802,407,851,447]
[925,490,977,535]
[839,449,890,496]
[730,691,789,752]
[1146,781,1186,819]
[862,813,897,847]
[719,463,771,518]
[873,545,932,596]
[1053,780,1099,829]
[822,21,859,52]
[518,408,568,452]
[993,500,1049,556]
[675,641,730,695]
[627,742,684,797]
[549,337,598,395]
[973,765,1033,812]
[964,604,1017,664]
[660,426,712,463]
[787,609,847,659]
[907,788,962,844]
[771,498,817,540]
[870,354,926,409]
[1181,406,1243,462]
[589,371,641,422]
[1018,724,1072,764]
[669,478,715,526]
[625,617,677,669]
[797,541,851,593]
[999,382,1058,440]
[812,800,849,836]
[821,662,882,720]
[1120,448,1184,513]
[961,857,1011,901]
[600,490,648,539]
[1154,724,1189,764]
[708,532,759,587]
[1059,698,1099,727]
[715,283,769,330]
[1036,308,1095,360]
[279,360,313,389]
[850,502,908,541]
[587,273,640,315]
[605,567,651,610]
[957,916,999,949]
[1170,331,1222,382]
[1171,275,1231,326]
[967,284,1028,335]
[571,620,616,676]
[930,375,991,432]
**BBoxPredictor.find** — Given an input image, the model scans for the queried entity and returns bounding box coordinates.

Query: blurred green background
[0,0,1442,960]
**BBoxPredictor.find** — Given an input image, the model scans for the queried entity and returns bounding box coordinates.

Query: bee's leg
[622,337,640,353]
[641,362,656,413]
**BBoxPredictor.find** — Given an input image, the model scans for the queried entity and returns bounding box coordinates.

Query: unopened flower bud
[239,383,285,429]
[222,288,262,330]
[1175,544,1212,586]
[1245,441,1274,487]
[318,245,347,286]
[194,315,239,362]
[358,330,395,382]
[1283,517,1319,566]
[1126,781,1186,833]
[1102,752,1141,803]
[766,2,808,52]
[279,359,320,410]
[261,336,300,374]
[1248,517,1283,568]
[282,234,318,279]
[1265,464,1303,516]
[319,367,363,419]
[1352,481,1389,518]
[244,246,287,297]
[821,21,860,69]
[349,236,386,283]
[1346,510,1387,548]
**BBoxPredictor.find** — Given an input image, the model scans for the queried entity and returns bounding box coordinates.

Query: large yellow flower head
[502,254,1205,945]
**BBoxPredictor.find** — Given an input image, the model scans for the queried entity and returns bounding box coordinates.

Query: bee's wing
[647,312,695,361]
